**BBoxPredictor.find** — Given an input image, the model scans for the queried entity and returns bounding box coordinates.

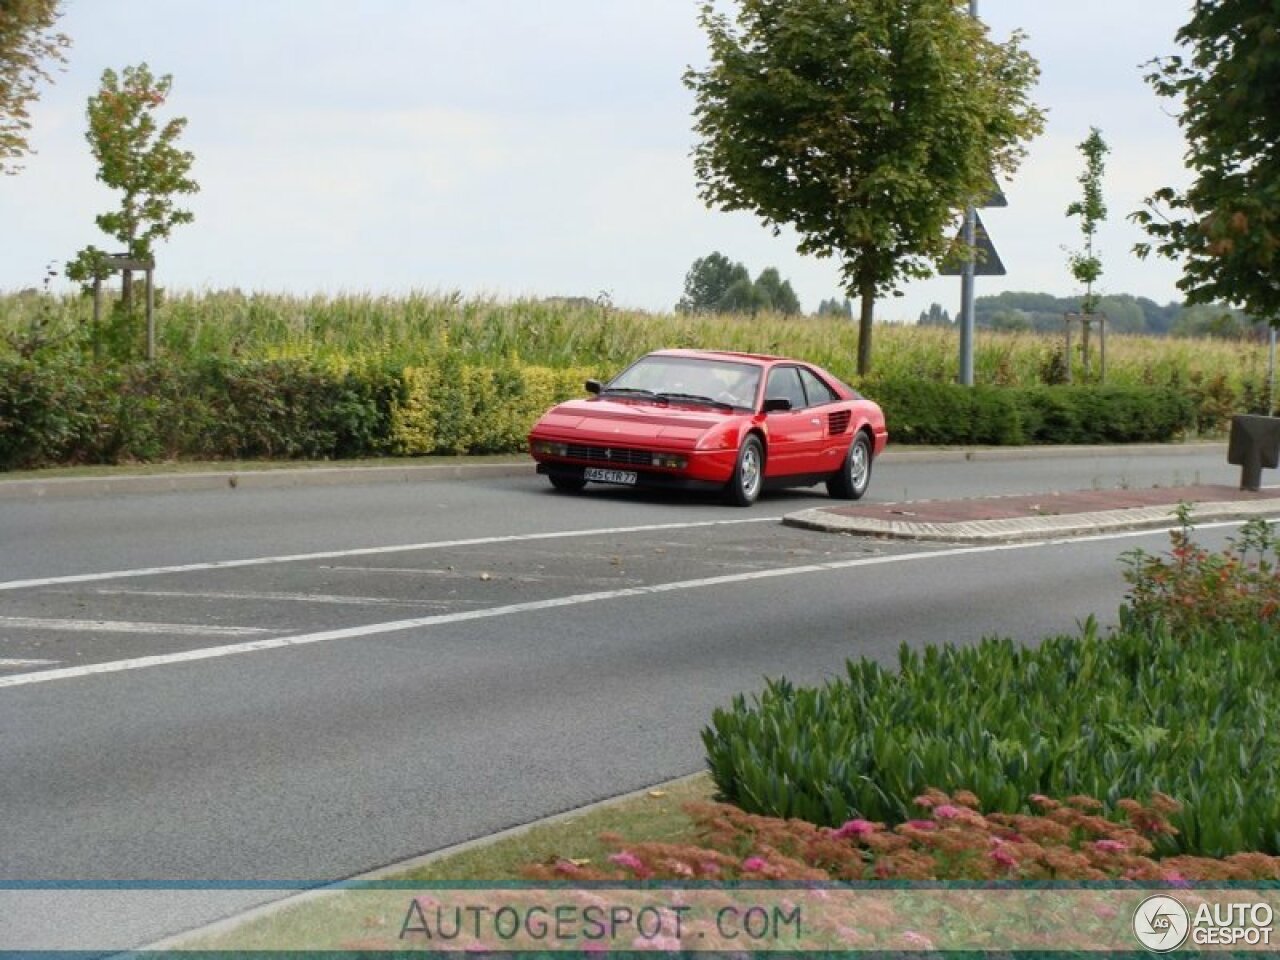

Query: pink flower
[609,851,645,872]
[933,804,963,819]
[1092,839,1128,854]
[833,818,878,838]
[904,819,937,831]
[742,856,769,872]
[991,847,1018,869]
[902,930,934,949]
[699,860,722,876]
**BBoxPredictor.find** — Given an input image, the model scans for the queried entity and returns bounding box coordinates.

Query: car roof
[647,348,787,367]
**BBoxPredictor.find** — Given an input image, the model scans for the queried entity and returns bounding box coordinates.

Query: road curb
[783,497,1280,542]
[0,443,1227,501]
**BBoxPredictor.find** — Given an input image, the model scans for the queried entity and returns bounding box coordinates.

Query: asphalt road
[0,446,1252,949]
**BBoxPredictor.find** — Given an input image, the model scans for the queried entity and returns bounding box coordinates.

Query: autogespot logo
[1133,895,1191,952]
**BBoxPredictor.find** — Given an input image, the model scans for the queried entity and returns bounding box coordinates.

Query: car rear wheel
[724,435,764,507]
[549,474,587,493]
[827,431,872,500]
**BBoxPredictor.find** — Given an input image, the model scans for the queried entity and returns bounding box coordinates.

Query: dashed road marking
[0,518,1254,691]
[0,617,274,637]
[0,518,778,593]
[0,658,60,668]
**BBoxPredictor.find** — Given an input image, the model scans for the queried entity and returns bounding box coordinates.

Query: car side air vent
[828,410,852,435]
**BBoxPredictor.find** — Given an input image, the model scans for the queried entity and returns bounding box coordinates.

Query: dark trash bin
[1227,414,1280,491]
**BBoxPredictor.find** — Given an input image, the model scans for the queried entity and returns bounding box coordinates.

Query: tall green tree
[677,251,750,312]
[1066,128,1108,314]
[0,0,71,174]
[686,0,1044,374]
[1133,0,1280,323]
[67,63,199,305]
[753,266,801,315]
[817,296,853,318]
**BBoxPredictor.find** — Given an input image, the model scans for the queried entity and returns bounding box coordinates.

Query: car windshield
[605,356,761,411]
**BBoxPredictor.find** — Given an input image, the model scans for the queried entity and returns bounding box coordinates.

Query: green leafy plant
[703,608,1280,857]
[1121,506,1280,635]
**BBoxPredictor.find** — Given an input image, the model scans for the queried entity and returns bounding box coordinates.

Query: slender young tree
[686,0,1044,374]
[1066,128,1108,315]
[67,64,199,309]
[0,0,71,174]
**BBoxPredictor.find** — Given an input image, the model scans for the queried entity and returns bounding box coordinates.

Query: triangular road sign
[981,174,1007,208]
[939,211,1007,277]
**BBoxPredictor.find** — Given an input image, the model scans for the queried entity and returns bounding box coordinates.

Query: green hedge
[702,616,1280,858]
[0,357,591,470]
[0,358,1198,470]
[864,379,1196,445]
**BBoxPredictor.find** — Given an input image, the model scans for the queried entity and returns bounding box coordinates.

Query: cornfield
[2,289,1271,398]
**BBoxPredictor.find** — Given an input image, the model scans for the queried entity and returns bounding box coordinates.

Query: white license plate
[584,467,638,485]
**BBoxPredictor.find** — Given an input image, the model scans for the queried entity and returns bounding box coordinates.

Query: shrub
[0,357,103,469]
[1121,507,1280,635]
[703,613,1280,857]
[865,379,1193,446]
[521,794,1280,884]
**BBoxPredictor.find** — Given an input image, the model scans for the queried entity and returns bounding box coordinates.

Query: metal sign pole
[960,209,976,386]
[958,0,979,387]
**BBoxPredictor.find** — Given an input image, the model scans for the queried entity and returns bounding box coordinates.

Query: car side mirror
[585,379,603,395]
[763,397,792,413]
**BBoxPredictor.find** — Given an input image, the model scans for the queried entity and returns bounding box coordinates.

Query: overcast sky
[4,1,1196,321]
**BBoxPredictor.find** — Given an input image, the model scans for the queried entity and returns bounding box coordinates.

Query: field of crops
[2,289,1272,398]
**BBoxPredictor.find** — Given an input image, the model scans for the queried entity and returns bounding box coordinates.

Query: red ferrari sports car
[528,349,887,506]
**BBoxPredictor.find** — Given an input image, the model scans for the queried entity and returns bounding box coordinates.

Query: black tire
[827,431,872,500]
[549,474,587,493]
[724,435,764,507]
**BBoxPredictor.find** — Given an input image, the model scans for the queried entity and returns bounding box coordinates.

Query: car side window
[798,368,838,406]
[766,366,808,410]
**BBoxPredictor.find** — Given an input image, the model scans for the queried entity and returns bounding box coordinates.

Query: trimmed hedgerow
[865,379,1194,446]
[0,357,593,469]
[0,356,1197,470]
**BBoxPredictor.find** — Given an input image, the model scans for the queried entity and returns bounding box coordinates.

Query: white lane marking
[0,617,274,637]
[82,588,435,608]
[0,658,60,668]
[0,519,1250,691]
[0,518,778,593]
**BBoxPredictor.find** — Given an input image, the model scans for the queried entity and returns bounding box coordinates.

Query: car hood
[533,398,728,444]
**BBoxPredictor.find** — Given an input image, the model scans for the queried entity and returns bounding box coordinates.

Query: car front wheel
[724,435,764,507]
[827,431,872,500]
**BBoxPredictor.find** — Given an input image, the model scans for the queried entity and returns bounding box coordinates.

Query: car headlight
[651,453,688,469]
[532,440,569,456]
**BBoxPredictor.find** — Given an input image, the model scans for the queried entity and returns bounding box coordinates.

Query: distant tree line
[677,252,801,315]
[916,292,1267,339]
